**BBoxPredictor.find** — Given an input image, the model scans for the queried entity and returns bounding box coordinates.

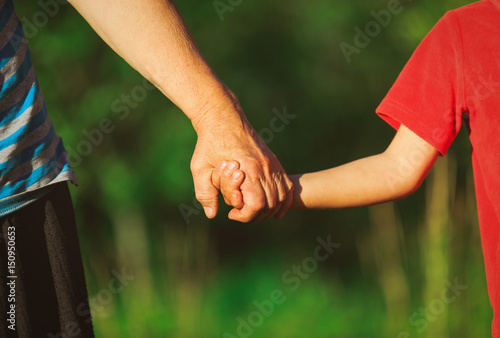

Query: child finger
[228,170,245,208]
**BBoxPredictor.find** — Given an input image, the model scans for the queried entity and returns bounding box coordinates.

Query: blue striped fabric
[0,0,77,216]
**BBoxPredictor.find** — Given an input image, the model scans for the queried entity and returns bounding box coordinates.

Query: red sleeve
[376,12,466,156]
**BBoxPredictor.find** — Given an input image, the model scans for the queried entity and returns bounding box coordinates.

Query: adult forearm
[67,0,293,221]
[68,0,237,127]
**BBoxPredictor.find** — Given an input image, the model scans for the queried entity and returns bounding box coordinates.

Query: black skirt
[0,182,94,338]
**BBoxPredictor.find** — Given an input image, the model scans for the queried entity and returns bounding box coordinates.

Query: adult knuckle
[190,160,200,173]
[268,199,277,209]
[278,192,287,203]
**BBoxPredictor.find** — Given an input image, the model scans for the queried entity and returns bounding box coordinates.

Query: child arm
[291,125,438,209]
[214,124,438,213]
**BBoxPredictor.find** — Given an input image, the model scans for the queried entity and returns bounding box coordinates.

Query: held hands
[190,95,293,223]
[212,161,246,210]
[211,160,291,221]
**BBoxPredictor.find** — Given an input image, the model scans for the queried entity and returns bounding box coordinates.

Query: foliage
[14,0,490,336]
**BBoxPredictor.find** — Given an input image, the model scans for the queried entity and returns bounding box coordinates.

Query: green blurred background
[15,0,491,336]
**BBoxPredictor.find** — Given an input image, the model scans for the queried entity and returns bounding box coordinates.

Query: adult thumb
[193,169,219,219]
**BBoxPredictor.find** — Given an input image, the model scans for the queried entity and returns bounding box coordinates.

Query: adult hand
[190,94,293,223]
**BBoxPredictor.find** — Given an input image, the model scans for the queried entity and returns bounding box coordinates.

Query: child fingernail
[220,162,227,169]
[228,163,237,170]
[233,171,241,179]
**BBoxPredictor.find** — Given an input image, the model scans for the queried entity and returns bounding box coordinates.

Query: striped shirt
[0,0,77,216]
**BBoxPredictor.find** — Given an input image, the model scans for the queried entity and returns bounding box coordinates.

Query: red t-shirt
[376,0,500,335]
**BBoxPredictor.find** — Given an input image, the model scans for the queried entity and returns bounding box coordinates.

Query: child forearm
[290,126,439,209]
[291,154,410,209]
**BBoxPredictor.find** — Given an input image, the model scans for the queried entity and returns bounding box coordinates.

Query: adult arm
[67,0,293,221]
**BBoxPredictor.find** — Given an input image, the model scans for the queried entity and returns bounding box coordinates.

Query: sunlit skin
[212,125,438,211]
[68,0,293,222]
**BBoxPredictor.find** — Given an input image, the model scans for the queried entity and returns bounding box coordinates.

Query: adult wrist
[189,85,247,136]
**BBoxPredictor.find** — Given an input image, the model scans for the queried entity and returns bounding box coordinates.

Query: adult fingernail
[228,163,237,170]
[204,207,214,218]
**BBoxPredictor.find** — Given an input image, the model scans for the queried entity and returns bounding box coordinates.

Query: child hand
[212,161,245,209]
